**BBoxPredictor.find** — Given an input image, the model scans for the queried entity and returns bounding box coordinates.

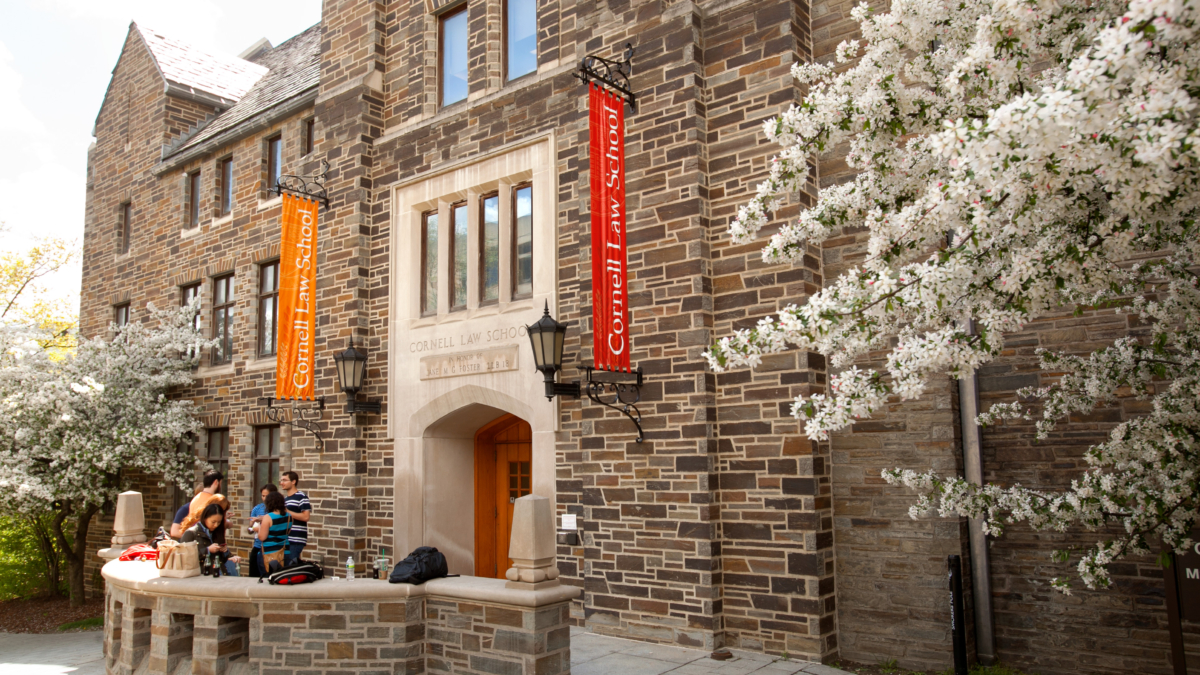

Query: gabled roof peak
[134,23,268,107]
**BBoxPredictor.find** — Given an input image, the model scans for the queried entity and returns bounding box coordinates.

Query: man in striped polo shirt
[278,471,312,563]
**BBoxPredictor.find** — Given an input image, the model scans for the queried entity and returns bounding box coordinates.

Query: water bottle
[346,555,355,580]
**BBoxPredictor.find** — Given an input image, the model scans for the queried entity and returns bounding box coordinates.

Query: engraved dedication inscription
[420,345,520,380]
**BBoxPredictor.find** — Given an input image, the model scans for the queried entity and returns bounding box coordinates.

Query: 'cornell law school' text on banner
[276,194,318,400]
[590,83,630,372]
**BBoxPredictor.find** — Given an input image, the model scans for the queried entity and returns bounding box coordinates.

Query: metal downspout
[958,326,997,665]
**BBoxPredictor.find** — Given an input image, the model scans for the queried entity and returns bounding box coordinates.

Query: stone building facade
[79,1,1191,673]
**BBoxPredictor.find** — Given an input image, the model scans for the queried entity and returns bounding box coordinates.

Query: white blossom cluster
[707,0,1200,590]
[0,302,216,514]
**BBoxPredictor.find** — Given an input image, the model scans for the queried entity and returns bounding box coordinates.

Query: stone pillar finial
[504,494,561,590]
[112,490,147,545]
[99,490,147,561]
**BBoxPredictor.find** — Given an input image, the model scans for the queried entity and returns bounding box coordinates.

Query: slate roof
[166,24,322,158]
[137,24,269,105]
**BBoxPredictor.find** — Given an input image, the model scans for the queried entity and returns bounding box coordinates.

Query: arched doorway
[473,414,532,578]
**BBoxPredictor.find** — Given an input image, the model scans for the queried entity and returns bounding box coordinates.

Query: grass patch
[58,616,103,631]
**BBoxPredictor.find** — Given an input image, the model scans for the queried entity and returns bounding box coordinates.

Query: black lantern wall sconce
[525,303,645,442]
[526,303,581,400]
[334,337,384,416]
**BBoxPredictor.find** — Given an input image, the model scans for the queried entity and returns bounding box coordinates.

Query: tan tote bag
[156,540,201,578]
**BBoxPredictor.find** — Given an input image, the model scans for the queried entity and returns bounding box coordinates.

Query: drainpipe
[958,319,996,665]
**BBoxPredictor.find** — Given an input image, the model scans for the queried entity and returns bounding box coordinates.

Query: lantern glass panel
[335,353,352,392]
[553,325,565,368]
[350,356,366,390]
[528,327,546,370]
[539,328,558,370]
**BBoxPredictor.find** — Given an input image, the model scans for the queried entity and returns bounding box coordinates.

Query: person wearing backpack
[256,491,292,576]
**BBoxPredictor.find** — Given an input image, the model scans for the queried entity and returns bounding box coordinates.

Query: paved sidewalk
[570,626,849,675]
[0,630,105,675]
[0,626,850,675]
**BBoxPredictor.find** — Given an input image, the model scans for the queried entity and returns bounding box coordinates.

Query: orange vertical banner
[276,193,318,400]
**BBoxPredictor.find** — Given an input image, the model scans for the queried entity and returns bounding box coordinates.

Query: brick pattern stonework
[81,0,1193,672]
[103,579,572,675]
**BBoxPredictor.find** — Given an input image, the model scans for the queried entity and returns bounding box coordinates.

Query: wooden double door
[473,414,532,579]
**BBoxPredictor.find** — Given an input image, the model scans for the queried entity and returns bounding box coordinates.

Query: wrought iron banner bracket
[586,366,644,442]
[574,43,636,111]
[261,397,326,453]
[272,159,330,208]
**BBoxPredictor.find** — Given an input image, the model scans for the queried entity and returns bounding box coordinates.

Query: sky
[0,0,322,314]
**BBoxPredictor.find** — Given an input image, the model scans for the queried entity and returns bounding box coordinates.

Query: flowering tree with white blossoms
[706,0,1200,592]
[0,303,214,605]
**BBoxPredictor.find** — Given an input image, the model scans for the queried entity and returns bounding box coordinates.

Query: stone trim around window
[391,135,555,327]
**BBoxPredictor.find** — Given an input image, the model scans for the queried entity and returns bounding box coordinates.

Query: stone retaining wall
[103,560,576,675]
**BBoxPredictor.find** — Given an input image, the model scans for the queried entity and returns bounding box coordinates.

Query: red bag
[119,543,159,561]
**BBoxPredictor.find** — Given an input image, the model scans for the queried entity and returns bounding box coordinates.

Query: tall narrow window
[512,184,533,298]
[219,157,234,216]
[506,0,537,80]
[212,274,235,365]
[119,202,132,253]
[302,118,315,155]
[266,135,282,195]
[440,7,468,107]
[254,425,281,496]
[450,202,469,310]
[187,171,202,227]
[258,261,279,356]
[480,193,500,303]
[421,211,439,316]
[113,303,130,328]
[205,429,230,478]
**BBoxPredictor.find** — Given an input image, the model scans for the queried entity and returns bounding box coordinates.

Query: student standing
[170,469,223,539]
[247,484,278,577]
[279,471,311,563]
[256,491,293,576]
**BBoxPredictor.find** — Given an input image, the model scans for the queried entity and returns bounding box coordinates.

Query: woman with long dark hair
[256,491,292,576]
[182,502,242,575]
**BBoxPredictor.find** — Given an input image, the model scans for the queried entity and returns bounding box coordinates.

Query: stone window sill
[257,196,283,212]
[196,363,235,378]
[214,214,233,227]
[181,225,202,240]
[244,356,277,373]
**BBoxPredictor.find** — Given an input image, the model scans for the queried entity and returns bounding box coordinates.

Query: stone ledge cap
[103,559,580,607]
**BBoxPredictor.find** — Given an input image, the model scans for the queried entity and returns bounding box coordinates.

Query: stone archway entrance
[473,414,533,578]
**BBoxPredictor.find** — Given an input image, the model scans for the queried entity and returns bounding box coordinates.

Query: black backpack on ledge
[389,546,449,585]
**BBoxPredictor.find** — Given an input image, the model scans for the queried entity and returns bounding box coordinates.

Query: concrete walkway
[0,627,851,675]
[0,630,106,675]
[569,627,849,675]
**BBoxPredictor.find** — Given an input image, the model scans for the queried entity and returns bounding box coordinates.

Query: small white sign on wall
[561,514,577,531]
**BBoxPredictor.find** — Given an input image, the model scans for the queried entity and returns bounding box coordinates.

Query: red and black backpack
[263,558,324,585]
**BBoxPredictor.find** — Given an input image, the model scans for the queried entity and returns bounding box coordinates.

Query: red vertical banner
[590,84,630,372]
[276,193,318,400]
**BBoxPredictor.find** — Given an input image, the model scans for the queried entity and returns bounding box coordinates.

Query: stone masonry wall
[978,308,1182,675]
[81,26,325,594]
[810,2,1188,673]
[84,0,839,661]
[365,0,831,660]
[103,581,572,675]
